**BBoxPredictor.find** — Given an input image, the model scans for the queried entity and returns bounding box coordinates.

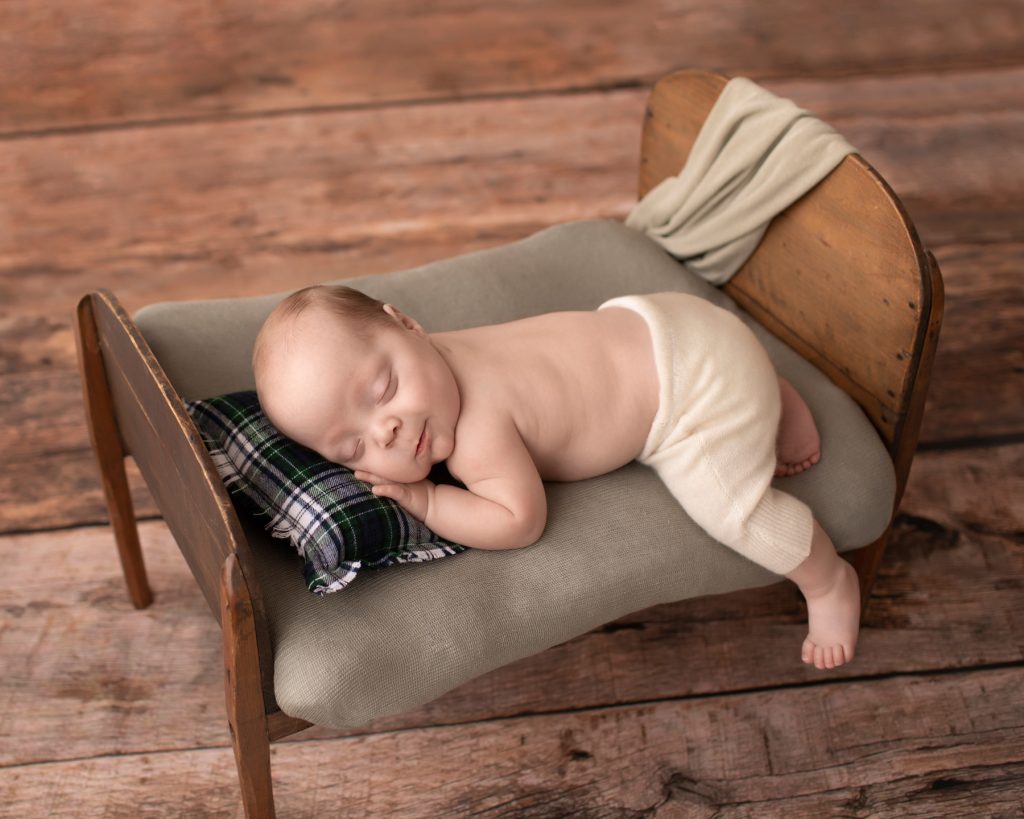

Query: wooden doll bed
[74,69,943,818]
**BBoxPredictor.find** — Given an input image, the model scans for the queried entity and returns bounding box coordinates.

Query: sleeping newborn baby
[252,284,860,670]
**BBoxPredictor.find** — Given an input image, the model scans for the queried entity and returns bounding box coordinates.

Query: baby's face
[259,304,460,484]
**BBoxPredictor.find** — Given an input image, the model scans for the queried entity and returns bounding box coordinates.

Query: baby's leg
[784,517,861,669]
[631,293,853,666]
[775,375,821,477]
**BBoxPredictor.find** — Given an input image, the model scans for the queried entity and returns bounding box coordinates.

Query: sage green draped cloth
[625,76,858,285]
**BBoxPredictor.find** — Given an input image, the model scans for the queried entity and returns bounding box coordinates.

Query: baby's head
[252,284,460,483]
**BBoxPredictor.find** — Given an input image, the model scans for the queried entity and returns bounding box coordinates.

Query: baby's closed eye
[378,370,396,404]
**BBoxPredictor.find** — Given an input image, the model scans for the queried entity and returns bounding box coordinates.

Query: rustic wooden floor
[1,2,1022,817]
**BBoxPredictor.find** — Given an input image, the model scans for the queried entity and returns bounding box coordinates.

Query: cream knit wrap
[625,76,857,285]
[600,292,815,575]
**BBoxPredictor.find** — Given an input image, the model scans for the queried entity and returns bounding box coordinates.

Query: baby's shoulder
[446,400,534,486]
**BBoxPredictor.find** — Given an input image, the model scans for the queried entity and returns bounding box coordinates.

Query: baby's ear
[382,303,425,336]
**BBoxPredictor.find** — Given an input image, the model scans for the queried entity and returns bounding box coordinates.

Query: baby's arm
[360,412,547,550]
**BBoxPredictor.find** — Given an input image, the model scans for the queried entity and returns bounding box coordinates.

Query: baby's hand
[353,470,434,522]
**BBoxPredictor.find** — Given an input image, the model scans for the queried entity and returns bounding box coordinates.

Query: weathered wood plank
[1,444,1020,766]
[2,69,1023,324]
[0,89,643,313]
[2,666,1021,816]
[919,242,1024,444]
[1,0,1022,134]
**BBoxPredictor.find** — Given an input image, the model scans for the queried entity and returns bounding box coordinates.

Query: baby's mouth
[415,424,426,456]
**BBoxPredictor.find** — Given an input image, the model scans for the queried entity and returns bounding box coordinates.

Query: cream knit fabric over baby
[599,292,814,575]
[625,76,857,285]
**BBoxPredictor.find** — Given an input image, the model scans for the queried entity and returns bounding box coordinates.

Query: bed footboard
[74,288,278,709]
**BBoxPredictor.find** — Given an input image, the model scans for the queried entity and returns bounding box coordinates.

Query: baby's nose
[378,417,400,447]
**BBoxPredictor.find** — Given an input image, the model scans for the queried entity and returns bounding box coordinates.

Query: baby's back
[450,306,660,481]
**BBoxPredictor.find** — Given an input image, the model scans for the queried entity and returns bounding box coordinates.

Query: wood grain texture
[919,242,1024,443]
[1,0,1022,134]
[73,291,152,609]
[221,553,277,818]
[3,666,1021,815]
[0,89,644,313]
[81,290,279,714]
[2,68,1023,323]
[89,290,241,622]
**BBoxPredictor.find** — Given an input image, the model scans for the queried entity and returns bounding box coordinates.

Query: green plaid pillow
[184,390,467,596]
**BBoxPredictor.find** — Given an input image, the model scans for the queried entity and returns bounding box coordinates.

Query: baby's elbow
[511,508,547,549]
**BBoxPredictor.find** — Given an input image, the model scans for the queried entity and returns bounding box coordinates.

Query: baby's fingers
[371,483,405,503]
[353,469,386,485]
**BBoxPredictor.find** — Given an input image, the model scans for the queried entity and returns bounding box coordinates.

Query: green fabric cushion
[134,218,896,729]
[184,390,466,596]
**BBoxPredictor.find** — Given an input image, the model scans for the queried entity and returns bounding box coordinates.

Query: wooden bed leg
[74,295,153,609]
[222,553,277,819]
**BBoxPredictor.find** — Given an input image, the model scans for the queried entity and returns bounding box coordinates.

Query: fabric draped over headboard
[624,76,857,285]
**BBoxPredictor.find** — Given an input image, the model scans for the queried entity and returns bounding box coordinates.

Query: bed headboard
[637,69,943,504]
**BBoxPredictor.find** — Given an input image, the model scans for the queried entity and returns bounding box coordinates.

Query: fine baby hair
[251,284,392,390]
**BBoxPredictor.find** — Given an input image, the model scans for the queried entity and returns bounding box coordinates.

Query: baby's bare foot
[800,559,861,670]
[775,376,822,477]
